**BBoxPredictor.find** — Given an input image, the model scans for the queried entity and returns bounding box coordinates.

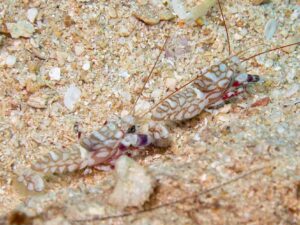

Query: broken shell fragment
[159,9,175,21]
[264,19,278,40]
[170,0,216,22]
[133,5,159,25]
[251,97,270,107]
[133,4,175,25]
[109,156,155,208]
[27,95,48,109]
[49,67,61,81]
[64,84,81,111]
[5,55,16,67]
[27,8,38,23]
[189,0,216,20]
[6,20,35,38]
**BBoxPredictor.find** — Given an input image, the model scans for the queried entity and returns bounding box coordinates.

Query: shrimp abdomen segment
[151,60,237,121]
[151,75,231,121]
[151,85,209,121]
[31,144,89,174]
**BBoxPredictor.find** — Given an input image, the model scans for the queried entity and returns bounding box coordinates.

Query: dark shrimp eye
[247,74,260,83]
[127,125,136,133]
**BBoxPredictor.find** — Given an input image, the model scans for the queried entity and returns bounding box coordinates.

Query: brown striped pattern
[31,144,88,174]
[80,122,124,152]
[151,57,240,121]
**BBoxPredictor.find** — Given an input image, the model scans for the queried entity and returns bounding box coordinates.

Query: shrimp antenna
[130,37,169,116]
[73,166,264,222]
[241,41,300,62]
[217,0,231,55]
[138,47,249,119]
[138,41,299,119]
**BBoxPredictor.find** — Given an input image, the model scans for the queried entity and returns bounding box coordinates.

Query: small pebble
[200,173,208,182]
[193,133,201,141]
[151,89,162,100]
[109,156,155,209]
[133,4,174,25]
[170,0,190,20]
[118,37,126,45]
[240,28,248,36]
[276,124,285,134]
[5,55,16,67]
[189,0,217,21]
[74,44,85,56]
[28,62,40,73]
[64,84,81,111]
[159,9,176,21]
[27,8,38,23]
[251,0,269,5]
[118,25,130,37]
[135,100,151,114]
[124,115,135,126]
[27,95,48,109]
[264,59,273,68]
[234,33,243,41]
[64,15,75,27]
[49,67,61,80]
[133,5,160,25]
[82,61,91,71]
[165,77,177,90]
[170,0,216,21]
[119,70,130,78]
[254,142,270,153]
[264,19,278,40]
[6,20,35,38]
[25,79,42,93]
[108,6,118,18]
[56,51,68,65]
[119,91,132,102]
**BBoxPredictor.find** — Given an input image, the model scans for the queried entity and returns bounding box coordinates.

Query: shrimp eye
[127,125,136,134]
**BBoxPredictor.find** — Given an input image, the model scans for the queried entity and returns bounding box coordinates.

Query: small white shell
[49,67,61,81]
[264,19,278,40]
[27,8,38,23]
[64,84,81,111]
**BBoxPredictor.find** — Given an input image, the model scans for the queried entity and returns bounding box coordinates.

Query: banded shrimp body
[1,0,299,222]
[16,16,269,192]
[16,0,300,196]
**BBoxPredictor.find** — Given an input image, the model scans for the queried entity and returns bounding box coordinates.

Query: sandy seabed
[0,0,299,224]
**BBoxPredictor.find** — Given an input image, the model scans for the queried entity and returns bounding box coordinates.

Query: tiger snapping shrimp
[17,48,263,192]
[17,115,170,192]
[17,1,299,192]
